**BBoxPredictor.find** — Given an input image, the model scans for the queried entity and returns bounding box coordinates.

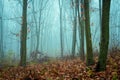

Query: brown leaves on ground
[0,54,120,80]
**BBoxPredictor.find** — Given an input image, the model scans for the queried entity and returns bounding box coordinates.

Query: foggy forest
[0,0,120,80]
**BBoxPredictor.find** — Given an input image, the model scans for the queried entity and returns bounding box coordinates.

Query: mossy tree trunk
[96,0,111,72]
[20,0,28,66]
[84,0,94,66]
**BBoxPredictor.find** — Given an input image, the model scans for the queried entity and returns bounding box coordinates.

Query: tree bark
[84,0,94,66]
[0,16,4,61]
[0,1,4,61]
[77,0,85,61]
[71,0,77,58]
[96,0,111,71]
[59,0,64,58]
[20,0,28,66]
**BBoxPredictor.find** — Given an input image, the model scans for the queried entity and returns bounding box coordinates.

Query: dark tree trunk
[84,0,94,66]
[20,0,28,66]
[96,0,111,72]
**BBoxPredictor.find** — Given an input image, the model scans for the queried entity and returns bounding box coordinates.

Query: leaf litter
[0,53,120,80]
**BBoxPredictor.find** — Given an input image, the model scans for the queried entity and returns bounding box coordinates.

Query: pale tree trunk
[99,0,102,27]
[59,0,64,58]
[71,0,77,58]
[84,0,94,66]
[32,0,49,60]
[37,7,42,52]
[96,0,111,72]
[31,0,41,61]
[36,33,40,52]
[30,16,34,53]
[20,0,28,66]
[32,0,39,52]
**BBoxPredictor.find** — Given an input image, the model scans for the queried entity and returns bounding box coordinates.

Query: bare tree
[30,0,49,61]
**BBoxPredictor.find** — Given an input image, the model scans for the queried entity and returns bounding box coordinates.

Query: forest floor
[0,52,120,80]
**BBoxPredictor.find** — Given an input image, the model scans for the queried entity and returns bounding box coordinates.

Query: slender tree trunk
[0,16,4,61]
[36,34,40,52]
[36,3,42,52]
[72,19,77,58]
[59,0,64,58]
[96,0,111,72]
[30,16,34,53]
[84,0,94,66]
[31,0,42,61]
[20,0,28,66]
[77,0,85,61]
[0,1,4,61]
[32,1,39,52]
[71,0,77,58]
[99,0,102,27]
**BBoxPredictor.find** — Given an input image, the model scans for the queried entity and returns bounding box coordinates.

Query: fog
[0,0,120,60]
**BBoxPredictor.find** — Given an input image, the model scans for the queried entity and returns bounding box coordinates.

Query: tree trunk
[99,0,102,27]
[0,17,4,61]
[96,0,111,72]
[36,34,40,52]
[84,0,94,66]
[20,0,28,66]
[32,0,39,53]
[30,17,34,53]
[0,17,4,59]
[72,18,77,58]
[71,0,77,58]
[0,1,4,61]
[31,0,42,61]
[77,0,85,61]
[36,4,42,52]
[59,0,64,58]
